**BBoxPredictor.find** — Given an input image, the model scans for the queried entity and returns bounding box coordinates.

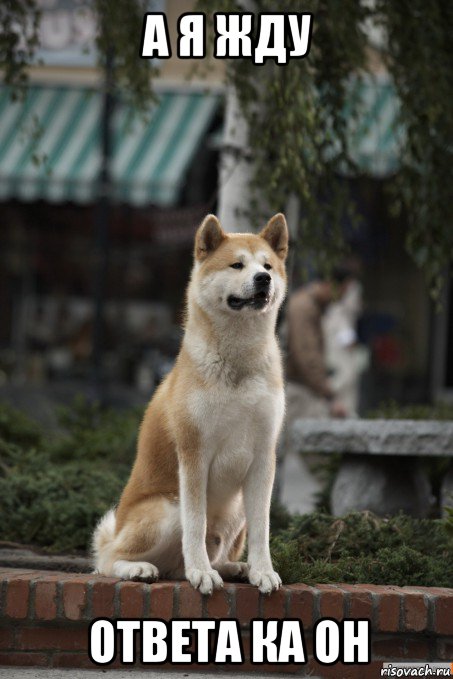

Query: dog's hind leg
[216,525,249,580]
[93,496,182,581]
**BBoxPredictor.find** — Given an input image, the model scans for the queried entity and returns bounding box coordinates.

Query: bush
[0,399,140,552]
[270,511,453,587]
[367,400,453,421]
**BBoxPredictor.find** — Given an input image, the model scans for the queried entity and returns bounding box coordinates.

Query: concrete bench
[290,419,453,517]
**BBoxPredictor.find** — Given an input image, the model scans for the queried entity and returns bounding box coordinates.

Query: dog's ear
[259,213,289,260]
[195,214,226,261]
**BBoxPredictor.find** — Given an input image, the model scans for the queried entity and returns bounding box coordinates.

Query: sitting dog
[93,213,288,594]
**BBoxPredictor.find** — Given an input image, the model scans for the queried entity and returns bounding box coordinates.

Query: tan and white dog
[93,212,288,595]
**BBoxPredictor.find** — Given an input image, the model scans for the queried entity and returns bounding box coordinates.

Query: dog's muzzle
[227,273,272,310]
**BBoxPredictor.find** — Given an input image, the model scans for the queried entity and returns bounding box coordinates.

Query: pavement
[0,670,315,678]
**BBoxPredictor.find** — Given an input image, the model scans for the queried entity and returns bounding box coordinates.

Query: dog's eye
[230,262,244,270]
[264,263,272,271]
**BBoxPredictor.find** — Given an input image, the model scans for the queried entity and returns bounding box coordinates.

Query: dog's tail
[91,508,116,574]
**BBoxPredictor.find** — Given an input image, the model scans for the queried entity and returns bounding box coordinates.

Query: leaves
[198,0,453,290]
[0,399,140,552]
[270,510,453,587]
[0,0,40,91]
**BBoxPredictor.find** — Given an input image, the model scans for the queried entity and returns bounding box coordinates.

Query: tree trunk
[217,85,255,233]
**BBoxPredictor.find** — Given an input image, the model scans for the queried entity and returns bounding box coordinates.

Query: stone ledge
[0,568,452,675]
[291,419,453,456]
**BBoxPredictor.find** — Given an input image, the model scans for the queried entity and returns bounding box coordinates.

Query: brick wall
[0,568,452,677]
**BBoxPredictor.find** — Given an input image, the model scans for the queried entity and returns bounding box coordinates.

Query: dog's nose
[254,272,271,288]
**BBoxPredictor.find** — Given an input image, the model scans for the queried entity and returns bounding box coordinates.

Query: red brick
[235,584,259,625]
[261,586,286,618]
[404,586,453,596]
[437,638,453,660]
[0,569,35,578]
[17,627,88,651]
[339,585,373,619]
[403,592,428,632]
[304,635,314,657]
[0,627,14,649]
[91,578,119,618]
[33,572,73,583]
[404,639,430,659]
[376,592,401,632]
[52,652,120,669]
[63,581,88,621]
[205,587,230,618]
[373,637,406,658]
[148,582,174,620]
[119,581,145,618]
[34,581,57,621]
[435,594,453,635]
[5,576,33,619]
[178,582,202,618]
[307,658,383,679]
[0,652,49,667]
[318,585,344,620]
[239,663,299,674]
[242,632,303,666]
[287,585,315,629]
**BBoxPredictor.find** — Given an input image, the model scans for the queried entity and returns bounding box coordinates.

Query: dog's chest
[188,376,283,499]
[189,374,277,440]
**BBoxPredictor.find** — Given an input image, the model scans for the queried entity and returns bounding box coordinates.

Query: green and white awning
[0,86,220,206]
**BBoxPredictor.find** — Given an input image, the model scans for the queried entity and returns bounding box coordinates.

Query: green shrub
[270,511,453,587]
[49,396,140,464]
[367,400,453,421]
[0,399,140,552]
[0,402,43,448]
[0,442,125,552]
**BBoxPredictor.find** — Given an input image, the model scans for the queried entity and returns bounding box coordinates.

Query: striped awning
[0,86,220,206]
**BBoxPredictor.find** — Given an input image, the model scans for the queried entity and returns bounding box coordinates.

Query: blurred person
[323,279,369,416]
[274,269,353,507]
[285,269,353,423]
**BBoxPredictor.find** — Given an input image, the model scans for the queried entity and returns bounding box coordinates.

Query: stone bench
[290,419,453,517]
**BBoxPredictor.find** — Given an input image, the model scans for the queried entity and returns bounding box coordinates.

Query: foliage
[367,399,453,421]
[270,511,453,587]
[0,399,140,552]
[198,0,453,292]
[0,0,40,92]
[376,1,453,299]
[0,401,43,448]
[49,396,139,464]
[0,441,125,552]
[94,0,158,110]
[198,0,369,276]
[0,0,155,110]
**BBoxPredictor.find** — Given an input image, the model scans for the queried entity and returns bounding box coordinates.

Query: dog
[92,212,288,595]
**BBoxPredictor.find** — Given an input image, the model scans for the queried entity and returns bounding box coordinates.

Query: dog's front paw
[248,567,282,594]
[186,568,223,595]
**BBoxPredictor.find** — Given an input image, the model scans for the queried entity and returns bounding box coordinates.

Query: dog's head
[191,213,288,317]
